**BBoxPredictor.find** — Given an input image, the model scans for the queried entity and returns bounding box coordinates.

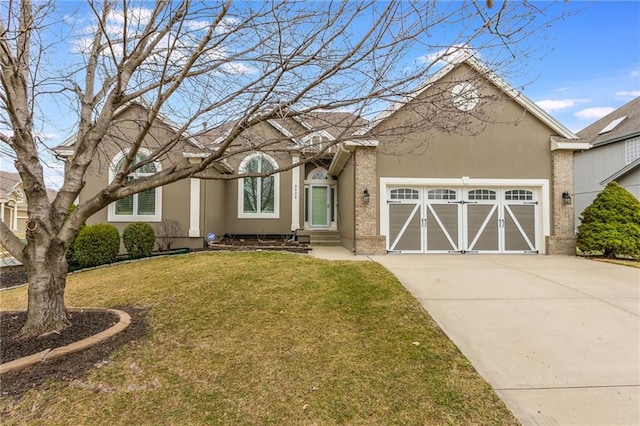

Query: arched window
[238,153,279,218]
[307,168,328,180]
[390,188,419,200]
[108,149,162,222]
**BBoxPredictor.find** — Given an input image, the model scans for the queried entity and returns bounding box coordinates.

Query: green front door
[310,185,330,227]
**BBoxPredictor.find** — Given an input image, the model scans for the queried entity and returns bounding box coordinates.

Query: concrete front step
[297,230,341,246]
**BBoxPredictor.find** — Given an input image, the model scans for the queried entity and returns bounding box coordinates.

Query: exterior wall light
[562,191,572,205]
[363,189,371,204]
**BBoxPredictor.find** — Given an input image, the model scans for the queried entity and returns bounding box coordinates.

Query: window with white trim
[626,138,640,164]
[390,188,419,200]
[108,149,162,222]
[307,168,328,180]
[238,153,279,218]
[504,189,533,201]
[427,188,457,200]
[468,189,496,200]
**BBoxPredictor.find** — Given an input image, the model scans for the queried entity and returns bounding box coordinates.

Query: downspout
[352,153,356,253]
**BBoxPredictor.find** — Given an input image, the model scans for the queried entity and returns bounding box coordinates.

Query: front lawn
[0,252,517,425]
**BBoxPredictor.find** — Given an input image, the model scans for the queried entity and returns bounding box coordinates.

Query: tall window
[238,153,279,218]
[626,138,640,164]
[108,149,162,222]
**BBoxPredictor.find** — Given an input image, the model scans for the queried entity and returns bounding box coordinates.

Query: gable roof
[577,96,640,147]
[0,171,21,200]
[198,111,366,149]
[54,100,206,156]
[358,49,578,140]
[0,170,57,203]
[600,156,640,185]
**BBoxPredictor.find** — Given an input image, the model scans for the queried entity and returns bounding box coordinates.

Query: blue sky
[1,1,639,186]
[518,1,640,133]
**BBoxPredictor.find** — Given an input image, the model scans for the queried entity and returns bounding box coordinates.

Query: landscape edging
[0,307,131,375]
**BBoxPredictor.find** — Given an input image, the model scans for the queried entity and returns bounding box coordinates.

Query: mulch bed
[1,310,119,364]
[200,237,311,253]
[0,269,28,290]
[0,305,151,400]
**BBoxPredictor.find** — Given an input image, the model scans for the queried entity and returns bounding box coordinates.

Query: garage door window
[468,189,496,200]
[505,189,533,201]
[390,188,419,200]
[428,189,456,200]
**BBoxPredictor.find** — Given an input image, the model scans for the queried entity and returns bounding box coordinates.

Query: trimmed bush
[74,224,121,267]
[577,182,640,258]
[123,222,156,258]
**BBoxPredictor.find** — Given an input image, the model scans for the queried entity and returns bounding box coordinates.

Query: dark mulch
[1,310,119,363]
[0,306,151,399]
[0,269,28,290]
[200,237,311,253]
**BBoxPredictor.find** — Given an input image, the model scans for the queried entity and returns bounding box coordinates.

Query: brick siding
[546,150,577,255]
[354,147,386,255]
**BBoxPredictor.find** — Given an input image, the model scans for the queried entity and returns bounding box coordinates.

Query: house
[0,171,27,234]
[0,171,58,235]
[55,52,589,255]
[574,97,640,229]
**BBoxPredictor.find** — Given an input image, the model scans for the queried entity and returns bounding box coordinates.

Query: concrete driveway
[371,254,640,426]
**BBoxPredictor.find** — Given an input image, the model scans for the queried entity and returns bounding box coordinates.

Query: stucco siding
[201,178,225,239]
[78,105,198,250]
[222,168,293,236]
[337,155,355,250]
[374,64,554,184]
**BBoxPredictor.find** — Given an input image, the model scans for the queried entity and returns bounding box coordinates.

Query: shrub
[74,224,121,267]
[64,204,85,268]
[577,182,640,258]
[154,219,183,251]
[123,222,156,258]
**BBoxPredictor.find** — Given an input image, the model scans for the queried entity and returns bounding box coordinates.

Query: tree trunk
[18,248,71,339]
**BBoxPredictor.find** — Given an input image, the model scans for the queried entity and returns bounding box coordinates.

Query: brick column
[354,147,386,255]
[546,150,577,255]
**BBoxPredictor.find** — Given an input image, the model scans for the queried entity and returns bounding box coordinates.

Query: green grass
[593,258,640,269]
[0,252,518,425]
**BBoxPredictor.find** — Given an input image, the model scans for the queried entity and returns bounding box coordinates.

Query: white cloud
[536,98,588,112]
[42,162,65,190]
[631,70,639,78]
[221,61,256,76]
[615,90,640,98]
[574,107,615,120]
[419,44,471,65]
[553,87,571,93]
[106,7,154,27]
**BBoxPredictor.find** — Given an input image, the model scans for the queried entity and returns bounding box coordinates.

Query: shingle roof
[0,171,21,199]
[0,171,57,202]
[296,111,367,140]
[577,96,640,147]
[196,111,366,149]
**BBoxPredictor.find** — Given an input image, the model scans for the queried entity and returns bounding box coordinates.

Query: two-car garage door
[387,187,539,253]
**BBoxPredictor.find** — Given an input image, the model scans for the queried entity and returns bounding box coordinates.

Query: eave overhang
[550,136,590,151]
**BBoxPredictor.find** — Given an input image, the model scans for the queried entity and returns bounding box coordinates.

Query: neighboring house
[0,171,58,235]
[0,171,27,234]
[574,97,640,229]
[55,52,589,255]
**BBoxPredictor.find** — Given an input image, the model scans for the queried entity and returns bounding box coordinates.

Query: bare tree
[0,0,575,337]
